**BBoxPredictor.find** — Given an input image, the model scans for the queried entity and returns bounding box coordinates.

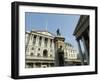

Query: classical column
[82,36,89,64]
[25,33,32,53]
[36,36,39,46]
[76,39,84,65]
[48,38,50,48]
[41,37,44,47]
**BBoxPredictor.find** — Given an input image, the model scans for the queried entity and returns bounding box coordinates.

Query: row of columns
[32,35,54,48]
[76,35,89,65]
[26,33,54,49]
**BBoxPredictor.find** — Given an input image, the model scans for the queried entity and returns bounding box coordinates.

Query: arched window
[30,53,34,56]
[43,49,48,57]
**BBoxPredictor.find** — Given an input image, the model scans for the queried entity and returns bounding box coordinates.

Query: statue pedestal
[54,36,65,66]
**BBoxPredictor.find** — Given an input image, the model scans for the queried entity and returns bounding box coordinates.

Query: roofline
[73,16,81,35]
[26,30,55,38]
[73,15,89,35]
[32,29,56,36]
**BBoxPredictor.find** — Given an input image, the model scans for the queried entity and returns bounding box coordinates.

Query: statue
[57,46,64,66]
[56,28,61,36]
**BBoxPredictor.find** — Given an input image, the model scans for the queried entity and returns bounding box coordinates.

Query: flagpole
[45,20,48,31]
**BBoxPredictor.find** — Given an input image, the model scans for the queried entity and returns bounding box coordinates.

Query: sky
[25,12,80,52]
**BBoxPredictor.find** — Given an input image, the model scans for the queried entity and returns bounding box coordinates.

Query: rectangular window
[33,35,36,45]
[45,38,48,47]
[50,39,52,47]
[39,37,42,46]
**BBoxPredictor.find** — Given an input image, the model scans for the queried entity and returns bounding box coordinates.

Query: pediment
[37,31,55,37]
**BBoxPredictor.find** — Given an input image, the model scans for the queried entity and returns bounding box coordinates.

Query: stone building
[73,15,89,65]
[25,30,78,68]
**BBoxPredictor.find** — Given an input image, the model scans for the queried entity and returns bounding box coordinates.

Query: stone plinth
[54,36,65,66]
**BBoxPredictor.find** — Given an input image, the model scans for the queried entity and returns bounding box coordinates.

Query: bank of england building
[25,28,79,68]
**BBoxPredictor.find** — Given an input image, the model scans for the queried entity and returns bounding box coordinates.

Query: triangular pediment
[31,29,56,37]
[34,30,55,37]
[37,31,53,36]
